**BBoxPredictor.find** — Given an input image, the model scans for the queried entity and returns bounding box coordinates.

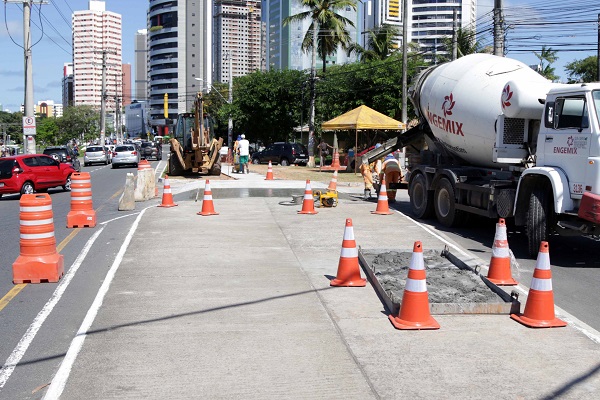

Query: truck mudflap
[578,192,600,224]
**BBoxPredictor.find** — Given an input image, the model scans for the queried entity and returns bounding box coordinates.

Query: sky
[0,0,599,112]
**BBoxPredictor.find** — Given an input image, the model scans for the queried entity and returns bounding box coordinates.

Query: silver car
[111,145,140,168]
[84,146,110,166]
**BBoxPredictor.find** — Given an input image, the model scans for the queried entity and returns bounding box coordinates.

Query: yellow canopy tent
[321,105,406,172]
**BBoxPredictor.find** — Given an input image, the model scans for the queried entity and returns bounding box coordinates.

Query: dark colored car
[42,146,81,172]
[251,142,308,166]
[0,154,74,198]
[140,141,162,160]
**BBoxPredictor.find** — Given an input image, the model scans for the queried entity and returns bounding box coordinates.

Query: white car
[84,146,111,166]
[111,144,140,168]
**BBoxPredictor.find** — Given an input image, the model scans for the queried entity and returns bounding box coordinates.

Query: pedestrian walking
[238,134,250,174]
[318,139,332,168]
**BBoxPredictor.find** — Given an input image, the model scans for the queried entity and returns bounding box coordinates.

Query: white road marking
[99,212,140,225]
[43,207,149,399]
[0,227,105,390]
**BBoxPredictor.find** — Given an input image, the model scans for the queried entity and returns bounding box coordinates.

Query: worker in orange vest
[380,153,402,202]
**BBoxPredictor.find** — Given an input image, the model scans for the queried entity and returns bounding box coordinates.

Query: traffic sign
[23,116,36,136]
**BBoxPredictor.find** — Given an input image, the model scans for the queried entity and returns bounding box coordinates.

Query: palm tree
[441,27,482,59]
[347,24,400,62]
[283,0,357,74]
[534,46,559,81]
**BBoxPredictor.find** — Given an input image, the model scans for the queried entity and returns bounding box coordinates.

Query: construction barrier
[13,194,64,284]
[331,218,366,287]
[298,180,318,215]
[118,173,136,211]
[372,177,393,215]
[265,161,274,180]
[198,179,219,216]
[487,218,517,285]
[388,241,440,330]
[67,172,96,228]
[158,175,178,207]
[134,159,156,202]
[510,241,566,328]
[327,170,338,191]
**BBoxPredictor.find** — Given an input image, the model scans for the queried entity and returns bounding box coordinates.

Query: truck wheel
[169,155,184,175]
[434,177,462,227]
[526,188,552,257]
[409,173,434,219]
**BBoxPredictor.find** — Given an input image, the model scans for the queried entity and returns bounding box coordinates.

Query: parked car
[140,141,162,160]
[0,154,74,198]
[84,146,111,166]
[111,144,140,168]
[42,145,81,172]
[251,142,308,166]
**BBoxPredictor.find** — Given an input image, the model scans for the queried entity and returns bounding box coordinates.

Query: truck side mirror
[544,102,555,128]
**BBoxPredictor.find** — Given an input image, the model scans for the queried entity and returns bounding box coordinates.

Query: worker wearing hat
[380,153,402,202]
[238,134,250,174]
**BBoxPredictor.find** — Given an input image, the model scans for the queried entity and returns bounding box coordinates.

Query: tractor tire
[169,154,184,176]
[209,159,222,176]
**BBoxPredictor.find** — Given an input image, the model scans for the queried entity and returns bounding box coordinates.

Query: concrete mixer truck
[363,53,600,256]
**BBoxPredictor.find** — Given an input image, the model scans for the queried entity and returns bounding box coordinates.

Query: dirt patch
[366,250,500,304]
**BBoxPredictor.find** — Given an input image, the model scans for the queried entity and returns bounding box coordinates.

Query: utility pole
[308,25,317,167]
[6,0,47,153]
[227,52,233,154]
[100,50,107,146]
[401,0,408,127]
[493,0,504,57]
[452,9,458,61]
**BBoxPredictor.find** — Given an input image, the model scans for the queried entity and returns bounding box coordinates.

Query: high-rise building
[362,0,477,60]
[134,29,148,102]
[213,0,265,83]
[72,0,122,109]
[263,0,359,71]
[62,62,74,107]
[122,63,132,106]
[147,0,212,134]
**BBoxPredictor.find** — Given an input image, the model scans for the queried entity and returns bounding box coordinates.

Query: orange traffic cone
[331,218,366,287]
[330,149,342,169]
[158,175,178,207]
[298,180,318,215]
[67,172,97,228]
[389,241,440,330]
[197,179,219,216]
[511,242,566,328]
[13,194,64,284]
[372,177,393,215]
[486,218,517,285]
[265,161,274,180]
[327,169,338,191]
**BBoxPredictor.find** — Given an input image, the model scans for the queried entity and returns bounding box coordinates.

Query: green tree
[564,56,598,83]
[0,110,23,146]
[36,117,59,146]
[57,105,99,144]
[347,24,400,62]
[283,0,357,73]
[229,69,306,145]
[534,46,559,81]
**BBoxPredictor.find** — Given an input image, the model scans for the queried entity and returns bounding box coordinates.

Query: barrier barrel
[13,193,64,284]
[67,172,97,228]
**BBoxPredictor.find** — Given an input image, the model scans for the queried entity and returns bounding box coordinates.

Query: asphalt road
[0,154,166,399]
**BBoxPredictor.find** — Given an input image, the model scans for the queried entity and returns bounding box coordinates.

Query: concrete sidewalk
[55,173,600,399]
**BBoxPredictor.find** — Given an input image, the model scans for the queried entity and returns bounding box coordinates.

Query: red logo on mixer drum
[501,84,513,110]
[426,92,464,136]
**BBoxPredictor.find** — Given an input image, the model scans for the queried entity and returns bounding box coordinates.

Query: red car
[0,154,75,198]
